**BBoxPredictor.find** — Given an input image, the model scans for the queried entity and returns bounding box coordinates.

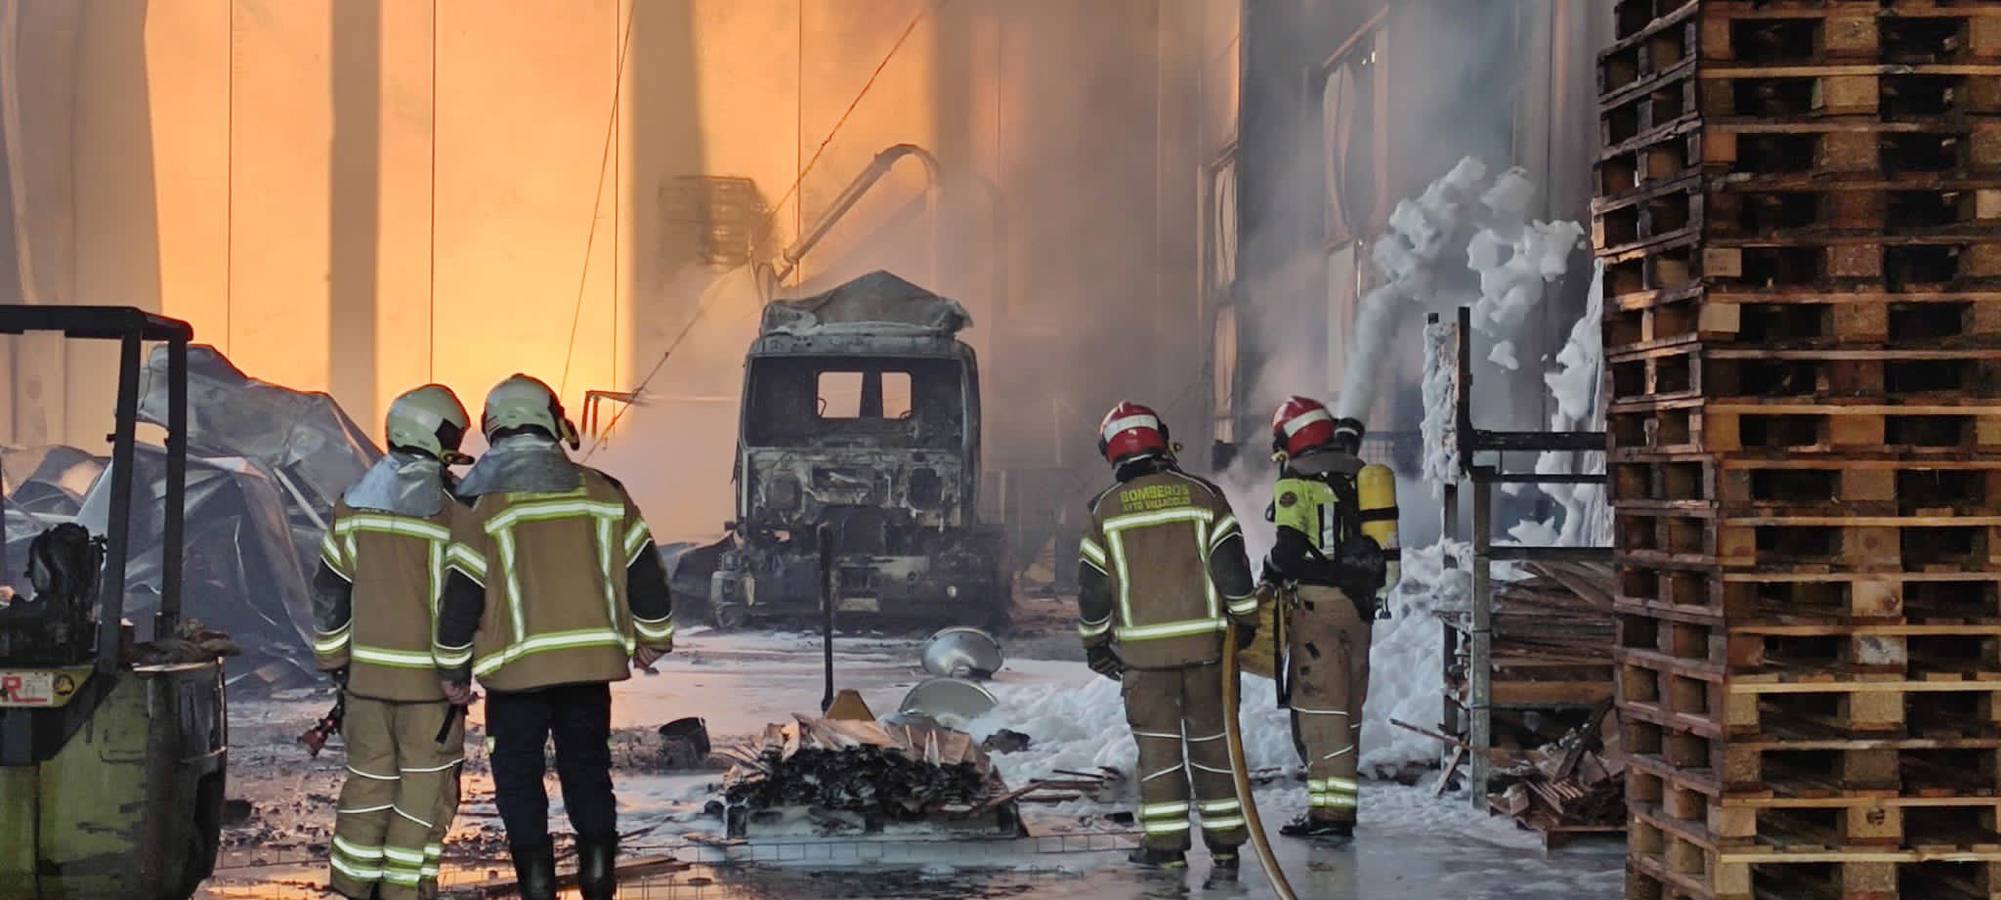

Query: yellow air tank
[1357,463,1401,599]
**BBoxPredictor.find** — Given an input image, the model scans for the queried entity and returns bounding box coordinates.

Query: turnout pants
[1289,584,1371,824]
[486,681,617,851]
[330,697,466,899]
[1121,662,1248,853]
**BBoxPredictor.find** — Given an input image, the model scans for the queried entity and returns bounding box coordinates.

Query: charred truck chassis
[680,272,1009,630]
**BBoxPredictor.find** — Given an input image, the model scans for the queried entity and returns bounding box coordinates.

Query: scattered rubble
[719,715,1010,837]
[1485,702,1624,849]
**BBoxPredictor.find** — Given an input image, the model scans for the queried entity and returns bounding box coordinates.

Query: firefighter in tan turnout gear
[314,384,475,899]
[1078,401,1260,873]
[1262,396,1399,840]
[433,374,675,900]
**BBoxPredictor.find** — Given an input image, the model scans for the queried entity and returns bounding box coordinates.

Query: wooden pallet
[1616,507,2001,571]
[1617,566,2001,627]
[1630,732,2001,808]
[1621,610,2001,678]
[1629,854,2001,900]
[1609,398,2001,455]
[1606,65,1703,151]
[1698,3,2001,68]
[1608,345,2001,405]
[1705,238,2001,290]
[1604,2,1700,97]
[1613,454,2001,511]
[1609,234,1711,300]
[1708,184,2001,239]
[1600,181,2001,264]
[1696,64,2001,118]
[1619,647,2001,739]
[1603,119,1710,199]
[1617,288,2001,356]
[1701,119,2001,181]
[1630,810,2001,900]
[1599,174,1713,255]
[1617,0,1699,43]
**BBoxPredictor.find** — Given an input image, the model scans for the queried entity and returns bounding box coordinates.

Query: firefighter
[1261,396,1399,840]
[315,384,474,900]
[433,374,674,900]
[1077,401,1260,873]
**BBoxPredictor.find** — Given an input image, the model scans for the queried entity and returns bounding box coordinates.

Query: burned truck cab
[706,272,1008,629]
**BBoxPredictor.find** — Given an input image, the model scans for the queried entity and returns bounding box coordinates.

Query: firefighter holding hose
[1076,402,1260,874]
[1261,396,1399,840]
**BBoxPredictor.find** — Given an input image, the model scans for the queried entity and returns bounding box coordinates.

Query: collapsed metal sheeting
[1,345,379,677]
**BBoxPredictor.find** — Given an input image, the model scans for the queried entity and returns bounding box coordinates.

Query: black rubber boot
[1279,814,1354,840]
[510,841,557,900]
[1127,846,1188,868]
[1209,851,1241,879]
[577,835,618,900]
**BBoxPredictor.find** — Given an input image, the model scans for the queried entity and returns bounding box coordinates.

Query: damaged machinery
[674,271,1010,630]
[0,306,228,900]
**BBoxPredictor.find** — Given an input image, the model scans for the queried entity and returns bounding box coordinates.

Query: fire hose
[1222,619,1298,900]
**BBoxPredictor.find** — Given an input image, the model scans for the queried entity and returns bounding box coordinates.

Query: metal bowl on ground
[920,625,1004,680]
[897,677,998,730]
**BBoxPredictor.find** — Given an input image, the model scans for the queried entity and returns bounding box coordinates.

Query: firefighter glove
[1086,643,1125,681]
[440,679,477,706]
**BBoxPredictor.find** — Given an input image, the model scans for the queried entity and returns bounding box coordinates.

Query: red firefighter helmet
[1271,395,1363,458]
[1098,401,1171,466]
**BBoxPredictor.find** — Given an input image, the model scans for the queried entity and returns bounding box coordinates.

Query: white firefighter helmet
[481,374,579,448]
[385,384,470,460]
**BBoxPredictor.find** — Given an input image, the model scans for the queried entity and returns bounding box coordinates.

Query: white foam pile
[1419,316,1460,494]
[1464,170,1586,347]
[1335,158,1585,423]
[970,542,1482,792]
[1508,260,1611,549]
[1358,541,1473,774]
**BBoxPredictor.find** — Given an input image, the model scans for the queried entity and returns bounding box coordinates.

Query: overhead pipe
[770,143,941,286]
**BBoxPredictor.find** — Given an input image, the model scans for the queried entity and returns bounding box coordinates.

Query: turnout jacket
[1076,462,1257,670]
[1262,449,1388,607]
[433,468,673,692]
[312,499,458,702]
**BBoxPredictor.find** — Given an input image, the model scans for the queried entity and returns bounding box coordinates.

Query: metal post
[158,339,187,638]
[1441,619,1458,768]
[98,335,143,673]
[1468,466,1494,808]
[819,523,836,714]
[1442,481,1459,569]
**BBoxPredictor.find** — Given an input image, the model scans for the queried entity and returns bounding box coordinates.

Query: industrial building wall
[0,0,1230,542]
[1231,0,1612,456]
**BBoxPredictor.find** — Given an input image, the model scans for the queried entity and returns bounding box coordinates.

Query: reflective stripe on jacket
[314,500,455,702]
[436,469,670,692]
[1077,467,1254,669]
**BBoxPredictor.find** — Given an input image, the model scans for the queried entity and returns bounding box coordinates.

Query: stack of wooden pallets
[1597,2,2001,898]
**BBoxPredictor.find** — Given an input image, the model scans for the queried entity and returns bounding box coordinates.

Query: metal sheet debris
[920,626,1004,680]
[2,345,380,679]
[897,677,998,730]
